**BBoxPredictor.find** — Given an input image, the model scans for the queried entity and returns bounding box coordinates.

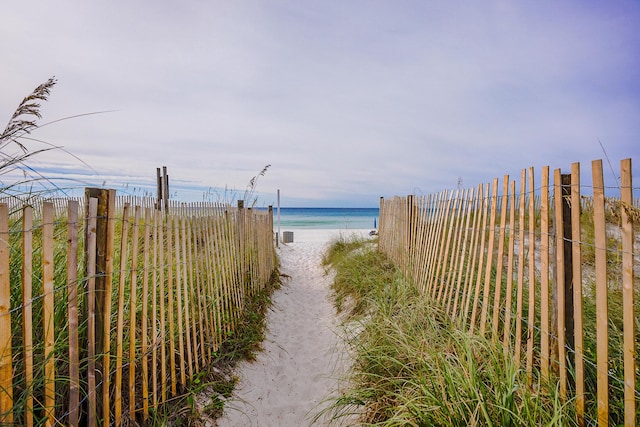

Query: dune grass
[1,79,281,425]
[154,267,281,425]
[322,235,576,426]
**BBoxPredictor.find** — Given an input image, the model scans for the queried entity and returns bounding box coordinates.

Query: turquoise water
[272,207,379,229]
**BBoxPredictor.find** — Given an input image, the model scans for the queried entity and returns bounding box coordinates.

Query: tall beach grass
[321,235,576,426]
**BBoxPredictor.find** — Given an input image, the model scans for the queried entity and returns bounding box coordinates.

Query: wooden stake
[592,159,608,425]
[129,206,141,417]
[42,202,55,427]
[86,198,99,427]
[84,187,115,425]
[571,162,585,425]
[502,180,517,352]
[469,184,490,334]
[0,204,13,425]
[554,169,567,399]
[114,203,130,425]
[141,208,151,420]
[22,206,34,427]
[479,178,499,336]
[514,170,527,369]
[491,176,509,339]
[67,201,80,426]
[526,167,536,384]
[540,166,550,384]
[620,158,635,426]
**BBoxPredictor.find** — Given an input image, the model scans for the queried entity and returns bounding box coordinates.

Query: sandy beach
[214,229,372,426]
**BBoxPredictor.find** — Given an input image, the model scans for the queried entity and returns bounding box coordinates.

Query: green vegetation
[322,235,576,426]
[1,80,280,425]
[159,268,281,425]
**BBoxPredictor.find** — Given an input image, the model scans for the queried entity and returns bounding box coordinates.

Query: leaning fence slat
[526,167,536,384]
[211,212,228,338]
[181,216,195,380]
[201,216,219,353]
[67,201,80,426]
[592,159,609,425]
[192,216,208,363]
[187,216,204,369]
[0,204,13,424]
[174,216,187,389]
[114,203,130,425]
[418,195,435,294]
[461,187,484,326]
[469,184,490,334]
[42,202,55,427]
[207,214,224,344]
[431,191,452,300]
[158,210,168,403]
[129,206,141,418]
[166,214,178,396]
[236,201,246,317]
[151,210,159,408]
[619,158,635,426]
[540,166,550,384]
[502,180,517,352]
[491,176,509,339]
[412,196,424,292]
[86,198,99,427]
[221,210,238,333]
[141,208,151,420]
[479,178,499,336]
[214,210,229,340]
[435,190,458,303]
[426,192,447,298]
[514,170,527,369]
[101,189,116,426]
[554,168,567,399]
[22,206,34,427]
[571,162,585,425]
[451,189,474,318]
[443,191,465,312]
[415,196,430,294]
[180,213,192,375]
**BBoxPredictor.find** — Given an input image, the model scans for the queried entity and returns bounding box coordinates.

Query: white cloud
[2,1,639,207]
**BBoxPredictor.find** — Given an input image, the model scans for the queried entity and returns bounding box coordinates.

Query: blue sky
[2,1,639,207]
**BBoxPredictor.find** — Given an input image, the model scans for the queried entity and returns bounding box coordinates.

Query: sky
[2,1,639,207]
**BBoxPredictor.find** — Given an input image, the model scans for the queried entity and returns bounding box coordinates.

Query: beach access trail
[216,230,367,427]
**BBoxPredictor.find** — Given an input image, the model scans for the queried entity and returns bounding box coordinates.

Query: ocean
[272,207,379,230]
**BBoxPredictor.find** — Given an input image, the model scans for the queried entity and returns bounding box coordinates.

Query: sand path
[216,230,363,427]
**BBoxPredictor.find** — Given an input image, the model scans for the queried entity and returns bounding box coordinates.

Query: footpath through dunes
[215,229,369,427]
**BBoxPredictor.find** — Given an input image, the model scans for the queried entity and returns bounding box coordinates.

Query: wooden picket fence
[0,189,277,426]
[379,158,638,426]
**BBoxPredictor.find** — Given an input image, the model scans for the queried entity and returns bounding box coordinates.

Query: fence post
[620,158,635,426]
[268,205,275,248]
[84,187,116,424]
[0,204,12,425]
[163,166,169,212]
[407,195,414,255]
[561,173,574,373]
[156,167,162,210]
[238,200,246,287]
[377,197,383,253]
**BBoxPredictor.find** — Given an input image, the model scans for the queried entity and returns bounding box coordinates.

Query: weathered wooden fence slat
[379,157,637,426]
[620,158,636,427]
[22,206,34,427]
[571,162,586,426]
[0,193,276,425]
[67,201,80,427]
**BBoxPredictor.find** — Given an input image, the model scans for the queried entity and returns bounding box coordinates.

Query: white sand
[214,229,372,426]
